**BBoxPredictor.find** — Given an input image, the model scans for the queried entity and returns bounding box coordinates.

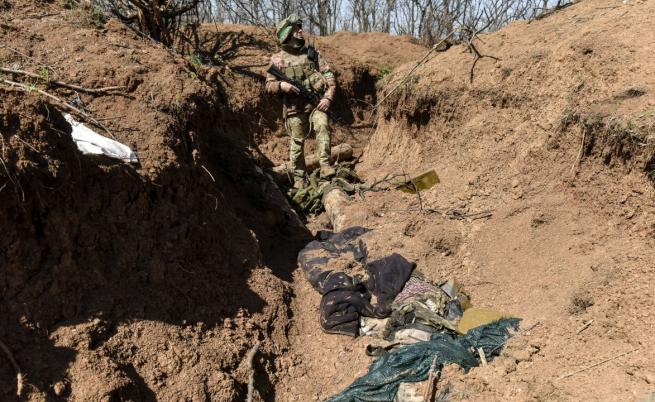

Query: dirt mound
[205,23,428,165]
[275,0,655,400]
[3,0,654,400]
[1,3,308,401]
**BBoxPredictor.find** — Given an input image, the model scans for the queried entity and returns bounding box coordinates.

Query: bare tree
[95,0,562,52]
[98,0,204,46]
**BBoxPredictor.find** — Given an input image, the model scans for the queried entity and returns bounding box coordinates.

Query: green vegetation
[374,64,394,90]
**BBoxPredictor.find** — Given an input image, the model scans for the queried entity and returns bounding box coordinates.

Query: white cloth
[64,114,138,163]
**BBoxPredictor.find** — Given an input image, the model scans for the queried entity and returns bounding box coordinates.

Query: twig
[423,356,441,402]
[0,45,63,76]
[446,209,494,220]
[576,319,594,334]
[0,155,24,201]
[530,1,574,22]
[0,67,125,94]
[571,124,586,177]
[200,164,216,182]
[478,347,488,366]
[488,320,541,356]
[462,28,501,84]
[522,321,541,333]
[95,115,127,121]
[1,79,117,139]
[13,135,39,153]
[206,193,219,211]
[0,339,25,397]
[373,32,456,111]
[246,341,261,402]
[360,172,407,192]
[558,349,637,380]
[25,12,60,19]
[0,45,32,60]
[401,168,424,211]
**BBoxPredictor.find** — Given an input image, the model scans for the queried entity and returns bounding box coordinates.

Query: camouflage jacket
[265,46,336,116]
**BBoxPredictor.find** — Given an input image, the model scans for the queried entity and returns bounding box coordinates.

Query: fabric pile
[298,226,414,336]
[288,162,361,214]
[327,318,521,402]
[297,227,521,401]
[297,227,474,339]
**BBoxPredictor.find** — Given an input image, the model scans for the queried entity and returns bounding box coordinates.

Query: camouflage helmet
[276,13,302,44]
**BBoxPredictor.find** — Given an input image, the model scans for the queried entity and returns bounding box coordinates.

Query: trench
[3,5,655,400]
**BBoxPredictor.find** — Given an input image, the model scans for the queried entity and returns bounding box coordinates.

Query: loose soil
[1,0,654,401]
[274,0,655,401]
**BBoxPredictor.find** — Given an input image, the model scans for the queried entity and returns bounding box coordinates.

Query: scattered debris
[64,114,138,163]
[423,356,441,402]
[478,347,488,366]
[327,317,520,401]
[298,226,520,401]
[558,349,638,380]
[395,170,440,194]
[287,162,360,214]
[297,227,414,336]
[576,319,594,334]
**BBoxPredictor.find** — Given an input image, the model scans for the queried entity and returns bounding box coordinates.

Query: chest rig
[282,46,328,95]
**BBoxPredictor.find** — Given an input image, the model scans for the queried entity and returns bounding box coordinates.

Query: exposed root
[1,79,117,139]
[246,341,261,402]
[0,154,25,201]
[0,67,126,94]
[571,123,587,177]
[461,25,501,84]
[0,339,25,397]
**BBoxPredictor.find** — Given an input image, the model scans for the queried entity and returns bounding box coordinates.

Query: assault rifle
[267,64,345,125]
[267,64,323,106]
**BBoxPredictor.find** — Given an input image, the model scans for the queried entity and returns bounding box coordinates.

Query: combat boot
[320,164,336,179]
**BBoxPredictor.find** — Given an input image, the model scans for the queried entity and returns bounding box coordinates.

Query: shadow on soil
[0,101,310,400]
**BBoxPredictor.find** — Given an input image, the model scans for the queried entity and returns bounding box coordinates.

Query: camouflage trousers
[285,110,330,179]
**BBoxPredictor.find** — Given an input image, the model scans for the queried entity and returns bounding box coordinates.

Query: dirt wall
[0,3,309,400]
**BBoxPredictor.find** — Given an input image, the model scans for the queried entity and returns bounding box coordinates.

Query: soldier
[265,14,337,189]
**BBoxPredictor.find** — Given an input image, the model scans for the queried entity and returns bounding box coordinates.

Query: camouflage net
[288,162,361,214]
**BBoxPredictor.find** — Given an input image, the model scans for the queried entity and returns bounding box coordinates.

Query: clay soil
[1,0,654,401]
[274,0,655,401]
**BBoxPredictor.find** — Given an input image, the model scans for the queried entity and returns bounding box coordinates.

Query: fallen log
[323,187,351,232]
[272,143,353,184]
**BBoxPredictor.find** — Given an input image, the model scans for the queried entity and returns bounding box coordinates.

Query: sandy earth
[275,0,655,400]
[1,0,654,401]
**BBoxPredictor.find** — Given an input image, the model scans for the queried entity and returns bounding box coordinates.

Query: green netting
[289,163,361,214]
[327,318,521,402]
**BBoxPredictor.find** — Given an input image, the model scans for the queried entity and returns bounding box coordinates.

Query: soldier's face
[292,25,304,40]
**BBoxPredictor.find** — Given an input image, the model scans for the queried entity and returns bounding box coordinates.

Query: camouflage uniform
[265,16,337,184]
